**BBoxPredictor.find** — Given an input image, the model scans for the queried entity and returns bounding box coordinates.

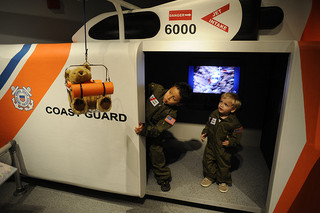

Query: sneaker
[219,183,229,193]
[161,181,171,192]
[200,177,213,187]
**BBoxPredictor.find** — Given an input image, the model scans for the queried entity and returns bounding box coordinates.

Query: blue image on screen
[188,66,240,94]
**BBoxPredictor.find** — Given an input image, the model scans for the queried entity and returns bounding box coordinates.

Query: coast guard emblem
[11,86,34,111]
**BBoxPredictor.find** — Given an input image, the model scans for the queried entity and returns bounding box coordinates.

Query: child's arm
[139,114,176,138]
[135,122,144,134]
[225,126,243,148]
[201,115,212,142]
[222,136,230,146]
[201,124,209,142]
[201,133,207,142]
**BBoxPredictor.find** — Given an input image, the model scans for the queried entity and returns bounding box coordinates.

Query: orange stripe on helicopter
[0,43,71,148]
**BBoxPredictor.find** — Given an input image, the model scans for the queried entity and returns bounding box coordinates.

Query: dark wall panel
[145,51,289,169]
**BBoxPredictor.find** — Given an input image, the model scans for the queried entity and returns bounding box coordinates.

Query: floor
[1,177,246,213]
[145,136,270,213]
[0,135,270,213]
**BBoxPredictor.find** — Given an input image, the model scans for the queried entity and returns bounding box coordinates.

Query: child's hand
[135,122,143,134]
[201,133,207,142]
[222,136,229,146]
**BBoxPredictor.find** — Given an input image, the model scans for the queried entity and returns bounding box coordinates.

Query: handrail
[0,141,13,156]
[107,0,140,42]
[0,140,27,196]
[108,0,125,42]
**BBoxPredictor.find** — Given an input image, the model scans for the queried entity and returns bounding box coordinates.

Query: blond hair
[221,92,241,110]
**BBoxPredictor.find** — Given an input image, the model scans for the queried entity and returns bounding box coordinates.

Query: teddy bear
[64,63,112,114]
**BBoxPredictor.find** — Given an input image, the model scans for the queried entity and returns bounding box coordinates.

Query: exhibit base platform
[146,144,269,213]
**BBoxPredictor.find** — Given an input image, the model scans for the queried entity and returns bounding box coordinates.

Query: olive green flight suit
[140,83,178,184]
[202,109,242,185]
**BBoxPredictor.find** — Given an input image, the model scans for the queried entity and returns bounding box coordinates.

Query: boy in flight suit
[200,92,243,193]
[135,82,192,192]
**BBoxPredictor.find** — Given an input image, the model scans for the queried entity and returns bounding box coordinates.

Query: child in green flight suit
[135,82,192,192]
[200,92,243,193]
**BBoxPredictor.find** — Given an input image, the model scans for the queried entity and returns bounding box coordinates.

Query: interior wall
[144,51,289,127]
[0,0,107,44]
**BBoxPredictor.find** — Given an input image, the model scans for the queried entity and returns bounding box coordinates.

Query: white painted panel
[10,41,145,197]
[266,41,306,213]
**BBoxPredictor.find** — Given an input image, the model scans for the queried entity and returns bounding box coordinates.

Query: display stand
[0,140,28,196]
[0,162,17,186]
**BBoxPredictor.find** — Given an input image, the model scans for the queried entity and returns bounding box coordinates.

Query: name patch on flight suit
[209,117,217,125]
[149,94,159,107]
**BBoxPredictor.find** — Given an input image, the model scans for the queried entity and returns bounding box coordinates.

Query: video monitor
[188,65,240,94]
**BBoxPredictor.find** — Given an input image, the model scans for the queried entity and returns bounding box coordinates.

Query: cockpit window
[89,11,160,40]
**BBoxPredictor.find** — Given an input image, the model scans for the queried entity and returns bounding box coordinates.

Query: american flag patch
[165,115,176,125]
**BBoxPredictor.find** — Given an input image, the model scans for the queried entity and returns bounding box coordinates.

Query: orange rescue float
[66,80,114,99]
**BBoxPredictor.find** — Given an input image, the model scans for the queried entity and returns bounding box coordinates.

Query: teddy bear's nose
[78,71,84,75]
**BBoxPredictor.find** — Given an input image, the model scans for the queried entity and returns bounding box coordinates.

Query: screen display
[188,66,240,94]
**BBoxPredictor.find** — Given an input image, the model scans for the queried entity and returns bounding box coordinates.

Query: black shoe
[161,181,170,192]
